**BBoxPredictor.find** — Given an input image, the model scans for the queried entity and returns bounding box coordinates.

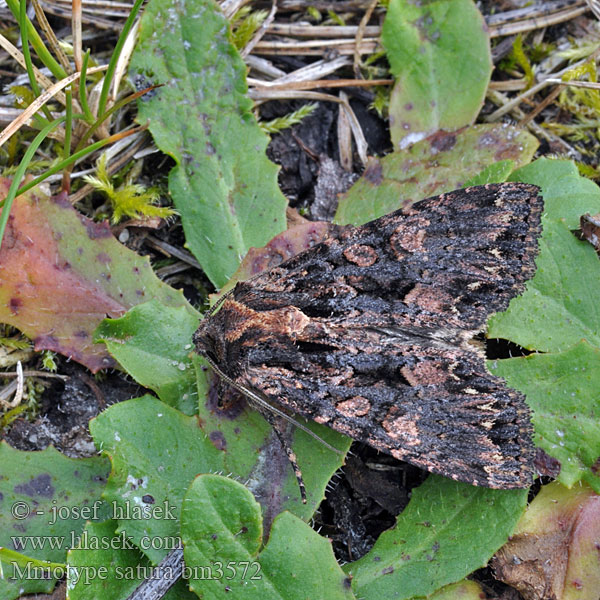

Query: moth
[580,212,600,251]
[194,183,543,495]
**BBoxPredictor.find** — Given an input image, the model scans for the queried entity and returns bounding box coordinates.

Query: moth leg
[260,408,307,504]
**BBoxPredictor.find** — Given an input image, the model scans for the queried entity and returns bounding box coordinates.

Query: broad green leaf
[67,520,195,600]
[0,180,194,372]
[0,550,64,599]
[463,160,514,186]
[488,159,600,490]
[334,124,538,226]
[510,158,600,228]
[96,299,348,522]
[494,481,600,600]
[0,443,110,598]
[194,355,350,523]
[489,220,600,352]
[181,474,355,600]
[67,520,147,600]
[94,300,199,413]
[90,392,343,565]
[491,342,600,491]
[346,475,527,600]
[89,396,225,564]
[130,0,287,288]
[422,580,485,600]
[382,0,491,149]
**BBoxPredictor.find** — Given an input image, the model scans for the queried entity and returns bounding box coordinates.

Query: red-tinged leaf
[0,180,195,372]
[217,220,336,297]
[493,481,600,600]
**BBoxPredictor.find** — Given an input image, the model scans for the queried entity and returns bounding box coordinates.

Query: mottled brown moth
[194,183,543,494]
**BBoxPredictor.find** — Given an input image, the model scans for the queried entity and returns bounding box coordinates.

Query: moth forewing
[194,182,543,492]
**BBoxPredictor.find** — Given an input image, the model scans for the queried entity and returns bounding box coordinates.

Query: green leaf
[0,550,64,600]
[0,443,110,598]
[382,0,491,149]
[90,392,344,565]
[463,160,514,186]
[488,158,600,491]
[509,158,600,228]
[67,520,148,600]
[67,520,195,600]
[194,355,350,521]
[181,474,355,600]
[94,300,199,413]
[89,396,225,564]
[95,301,349,523]
[346,475,527,600]
[488,219,600,353]
[422,580,486,600]
[491,342,600,490]
[0,180,194,372]
[130,0,287,287]
[334,124,538,225]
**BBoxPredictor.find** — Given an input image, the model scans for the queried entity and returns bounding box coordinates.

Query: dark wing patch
[234,182,542,332]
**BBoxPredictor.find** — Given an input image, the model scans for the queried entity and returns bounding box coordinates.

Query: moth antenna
[202,354,345,456]
[203,284,236,319]
[262,409,307,504]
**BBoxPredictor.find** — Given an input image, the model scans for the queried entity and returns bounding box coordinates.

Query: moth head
[193,316,226,366]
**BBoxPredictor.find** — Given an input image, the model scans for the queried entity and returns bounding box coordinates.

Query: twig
[1,370,69,379]
[487,0,585,25]
[253,2,587,56]
[488,79,528,92]
[489,5,589,37]
[39,1,124,29]
[337,90,353,170]
[518,84,563,127]
[264,1,587,39]
[154,261,195,278]
[145,236,203,270]
[250,88,369,164]
[249,77,392,91]
[266,24,380,38]
[241,0,277,58]
[31,0,72,74]
[0,380,19,408]
[354,0,379,78]
[125,545,184,600]
[254,56,352,85]
[545,78,600,88]
[0,32,68,105]
[246,55,287,79]
[72,0,83,71]
[252,38,378,56]
[0,362,24,409]
[15,362,24,407]
[0,65,107,149]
